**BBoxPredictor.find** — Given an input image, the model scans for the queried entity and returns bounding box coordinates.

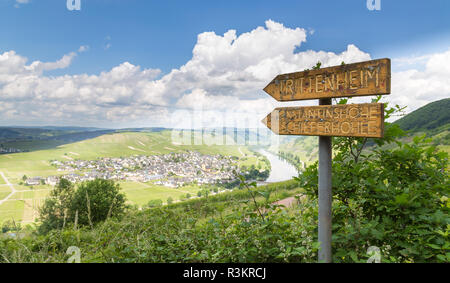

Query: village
[25,151,240,188]
[0,146,23,154]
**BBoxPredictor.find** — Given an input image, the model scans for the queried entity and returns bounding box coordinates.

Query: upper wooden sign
[263,58,391,101]
[262,103,385,138]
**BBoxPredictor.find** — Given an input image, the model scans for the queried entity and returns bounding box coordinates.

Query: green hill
[394,98,450,133]
[393,98,450,148]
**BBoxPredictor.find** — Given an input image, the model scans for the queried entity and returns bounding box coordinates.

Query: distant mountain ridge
[0,126,277,153]
[5,126,109,131]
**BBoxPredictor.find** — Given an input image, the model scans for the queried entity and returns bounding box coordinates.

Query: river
[258,149,299,183]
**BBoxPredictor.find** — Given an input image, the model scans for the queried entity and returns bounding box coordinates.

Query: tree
[22,175,27,181]
[167,197,174,205]
[38,178,75,233]
[39,178,127,233]
[70,179,127,227]
[202,188,210,197]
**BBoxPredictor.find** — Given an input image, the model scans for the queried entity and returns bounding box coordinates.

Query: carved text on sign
[262,103,384,138]
[263,59,390,101]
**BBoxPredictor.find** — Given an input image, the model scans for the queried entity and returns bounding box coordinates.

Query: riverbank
[257,149,299,183]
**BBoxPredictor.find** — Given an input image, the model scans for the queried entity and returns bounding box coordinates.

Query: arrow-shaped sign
[262,103,384,138]
[263,58,390,101]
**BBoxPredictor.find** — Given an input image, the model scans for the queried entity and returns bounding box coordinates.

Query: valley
[0,130,272,224]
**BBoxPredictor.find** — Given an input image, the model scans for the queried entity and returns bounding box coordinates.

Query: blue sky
[2,0,449,74]
[0,0,449,127]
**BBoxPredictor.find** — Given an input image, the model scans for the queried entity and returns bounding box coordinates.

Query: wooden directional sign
[262,103,384,138]
[263,58,390,101]
[262,58,391,262]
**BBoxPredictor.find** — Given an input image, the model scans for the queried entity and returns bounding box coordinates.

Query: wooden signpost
[262,59,391,263]
[262,103,385,138]
[263,58,390,101]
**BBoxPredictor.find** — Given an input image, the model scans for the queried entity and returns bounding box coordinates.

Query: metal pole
[318,98,332,263]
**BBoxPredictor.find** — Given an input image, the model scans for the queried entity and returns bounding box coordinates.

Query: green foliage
[239,164,270,181]
[38,178,75,233]
[312,62,322,70]
[168,179,299,217]
[38,178,127,233]
[70,179,127,227]
[0,180,307,263]
[146,199,163,208]
[394,98,450,133]
[0,180,318,263]
[278,151,303,170]
[1,220,21,234]
[297,99,450,262]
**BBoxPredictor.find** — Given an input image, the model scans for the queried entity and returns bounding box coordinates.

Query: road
[0,171,17,206]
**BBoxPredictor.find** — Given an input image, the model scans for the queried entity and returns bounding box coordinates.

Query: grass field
[438,144,450,154]
[0,187,11,200]
[0,200,25,224]
[119,182,204,206]
[0,130,264,225]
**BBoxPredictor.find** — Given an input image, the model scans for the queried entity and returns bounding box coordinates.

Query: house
[26,177,41,186]
[45,176,59,186]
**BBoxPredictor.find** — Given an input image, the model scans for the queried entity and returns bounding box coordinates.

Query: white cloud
[393,54,431,67]
[389,48,450,115]
[14,0,30,8]
[0,47,162,126]
[0,20,447,128]
[78,45,89,53]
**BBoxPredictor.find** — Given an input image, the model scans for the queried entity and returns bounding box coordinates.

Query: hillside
[0,127,171,152]
[394,98,450,134]
[393,98,450,150]
[272,99,450,164]
[0,130,265,224]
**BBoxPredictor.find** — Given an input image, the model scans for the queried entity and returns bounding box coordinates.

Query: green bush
[39,178,75,233]
[297,98,450,262]
[70,179,127,227]
[146,199,163,208]
[39,178,127,233]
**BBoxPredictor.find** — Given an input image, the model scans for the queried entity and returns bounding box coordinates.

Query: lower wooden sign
[262,103,384,138]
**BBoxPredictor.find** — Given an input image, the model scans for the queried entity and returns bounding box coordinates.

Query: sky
[0,0,449,129]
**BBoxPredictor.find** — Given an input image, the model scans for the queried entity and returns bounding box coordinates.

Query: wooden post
[262,58,391,263]
[318,98,332,263]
